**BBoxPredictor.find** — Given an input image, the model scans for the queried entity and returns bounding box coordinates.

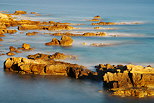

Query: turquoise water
[0,0,154,102]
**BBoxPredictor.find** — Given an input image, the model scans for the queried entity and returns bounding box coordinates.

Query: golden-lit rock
[22,43,31,50]
[26,32,38,36]
[0,38,3,41]
[13,10,27,15]
[6,52,16,56]
[60,35,73,46]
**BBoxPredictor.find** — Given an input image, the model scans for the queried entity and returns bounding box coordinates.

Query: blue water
[0,0,154,102]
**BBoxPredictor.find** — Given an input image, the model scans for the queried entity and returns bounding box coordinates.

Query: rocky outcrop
[92,21,141,25]
[5,43,32,56]
[92,22,116,25]
[26,32,38,36]
[95,64,154,98]
[4,57,95,79]
[45,35,73,46]
[89,16,102,21]
[27,52,77,60]
[50,32,108,37]
[18,24,75,31]
[13,10,27,15]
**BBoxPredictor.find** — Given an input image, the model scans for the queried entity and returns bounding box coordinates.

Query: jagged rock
[95,64,154,98]
[3,57,92,79]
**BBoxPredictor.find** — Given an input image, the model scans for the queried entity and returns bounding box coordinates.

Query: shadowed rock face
[95,64,154,98]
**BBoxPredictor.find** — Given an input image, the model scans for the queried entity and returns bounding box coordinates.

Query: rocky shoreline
[1,11,153,98]
[3,54,154,98]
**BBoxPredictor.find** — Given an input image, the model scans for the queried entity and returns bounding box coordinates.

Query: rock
[27,52,77,60]
[0,38,3,41]
[92,22,116,25]
[96,64,154,98]
[45,38,60,46]
[94,15,101,19]
[7,30,17,34]
[4,57,90,78]
[45,36,73,46]
[6,52,16,56]
[0,53,5,56]
[22,43,31,50]
[14,10,27,15]
[26,32,38,36]
[0,34,6,37]
[60,35,73,46]
[18,24,41,30]
[9,46,17,52]
[82,32,107,37]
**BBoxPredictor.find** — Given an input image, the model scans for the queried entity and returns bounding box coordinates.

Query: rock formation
[95,64,154,98]
[27,52,77,60]
[45,35,73,46]
[26,32,38,36]
[4,57,96,79]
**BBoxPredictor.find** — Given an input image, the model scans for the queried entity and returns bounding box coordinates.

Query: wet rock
[0,53,5,56]
[4,57,89,78]
[7,30,17,34]
[83,32,107,36]
[27,52,77,60]
[0,38,3,41]
[45,38,60,46]
[13,10,27,15]
[6,52,16,56]
[9,46,17,52]
[94,15,101,19]
[60,35,73,46]
[89,16,102,21]
[18,24,41,30]
[26,32,38,36]
[92,22,116,25]
[0,34,6,37]
[96,64,154,98]
[22,43,31,50]
[45,35,73,46]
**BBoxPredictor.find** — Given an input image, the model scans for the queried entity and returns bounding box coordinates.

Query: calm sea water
[0,0,154,102]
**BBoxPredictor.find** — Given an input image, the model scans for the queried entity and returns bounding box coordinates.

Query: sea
[0,0,154,102]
